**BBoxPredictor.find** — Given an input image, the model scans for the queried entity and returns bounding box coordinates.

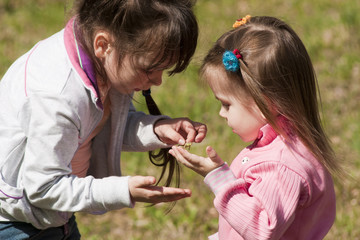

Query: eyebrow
[146,66,168,72]
[215,95,225,101]
[214,96,227,104]
[144,56,175,71]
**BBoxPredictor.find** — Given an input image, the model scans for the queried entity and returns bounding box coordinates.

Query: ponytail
[142,89,180,212]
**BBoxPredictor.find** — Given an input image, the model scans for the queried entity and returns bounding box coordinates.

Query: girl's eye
[146,69,162,77]
[221,103,230,109]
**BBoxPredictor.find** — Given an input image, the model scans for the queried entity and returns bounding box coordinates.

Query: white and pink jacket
[205,123,336,240]
[0,18,168,229]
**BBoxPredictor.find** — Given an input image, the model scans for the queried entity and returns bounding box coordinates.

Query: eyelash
[144,70,153,75]
[221,102,230,109]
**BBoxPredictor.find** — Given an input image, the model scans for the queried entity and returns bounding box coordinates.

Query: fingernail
[149,176,156,184]
[178,139,185,145]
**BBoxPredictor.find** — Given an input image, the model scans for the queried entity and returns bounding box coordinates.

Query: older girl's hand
[169,146,224,177]
[128,176,191,203]
[154,118,207,145]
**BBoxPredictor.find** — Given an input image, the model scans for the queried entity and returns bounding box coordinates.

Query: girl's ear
[93,31,112,59]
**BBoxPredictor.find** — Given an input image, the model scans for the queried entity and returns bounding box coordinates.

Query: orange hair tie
[233,15,251,28]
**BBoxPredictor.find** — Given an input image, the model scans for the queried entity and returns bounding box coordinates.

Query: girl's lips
[134,88,141,91]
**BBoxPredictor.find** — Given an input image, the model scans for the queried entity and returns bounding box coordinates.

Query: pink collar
[64,17,102,108]
[249,116,291,149]
[250,124,278,148]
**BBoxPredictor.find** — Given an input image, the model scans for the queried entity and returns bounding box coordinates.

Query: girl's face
[103,50,165,94]
[207,69,266,142]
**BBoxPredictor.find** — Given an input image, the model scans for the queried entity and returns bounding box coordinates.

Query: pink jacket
[205,123,335,240]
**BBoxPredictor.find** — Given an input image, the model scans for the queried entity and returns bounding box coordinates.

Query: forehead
[134,52,175,70]
[203,65,251,102]
[204,65,237,95]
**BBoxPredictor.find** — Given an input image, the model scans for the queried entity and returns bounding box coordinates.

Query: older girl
[0,0,204,239]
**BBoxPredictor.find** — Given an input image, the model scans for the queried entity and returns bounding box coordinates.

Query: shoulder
[239,135,325,178]
[1,29,89,114]
[24,30,95,107]
[234,137,309,187]
[25,29,74,95]
[238,136,334,205]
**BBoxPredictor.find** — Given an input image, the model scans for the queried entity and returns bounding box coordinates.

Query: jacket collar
[249,116,291,149]
[252,123,278,148]
[64,17,103,109]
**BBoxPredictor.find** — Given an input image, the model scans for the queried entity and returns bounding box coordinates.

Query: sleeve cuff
[92,176,135,211]
[137,115,172,150]
[204,163,237,195]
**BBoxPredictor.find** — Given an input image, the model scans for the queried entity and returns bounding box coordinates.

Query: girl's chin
[232,130,242,139]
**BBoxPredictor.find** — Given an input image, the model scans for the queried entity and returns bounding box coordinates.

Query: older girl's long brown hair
[74,0,199,207]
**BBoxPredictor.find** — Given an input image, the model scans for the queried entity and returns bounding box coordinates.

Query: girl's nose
[219,108,226,118]
[147,71,163,86]
[152,76,162,86]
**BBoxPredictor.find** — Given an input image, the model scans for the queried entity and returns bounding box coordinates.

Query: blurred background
[0,0,359,239]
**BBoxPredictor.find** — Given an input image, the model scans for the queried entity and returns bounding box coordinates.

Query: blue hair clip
[222,50,242,72]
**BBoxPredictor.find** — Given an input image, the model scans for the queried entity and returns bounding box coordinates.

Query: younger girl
[0,0,205,239]
[170,15,340,239]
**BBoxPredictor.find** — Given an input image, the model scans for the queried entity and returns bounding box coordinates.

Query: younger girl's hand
[128,176,191,204]
[169,146,224,177]
[154,118,207,145]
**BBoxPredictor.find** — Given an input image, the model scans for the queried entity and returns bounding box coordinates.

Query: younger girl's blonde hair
[201,16,341,176]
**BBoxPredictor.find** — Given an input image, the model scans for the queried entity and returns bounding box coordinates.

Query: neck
[96,75,111,101]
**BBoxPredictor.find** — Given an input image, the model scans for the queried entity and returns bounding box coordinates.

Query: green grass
[0,0,359,239]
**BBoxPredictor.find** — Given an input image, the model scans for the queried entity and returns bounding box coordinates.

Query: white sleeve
[122,101,171,152]
[21,93,134,213]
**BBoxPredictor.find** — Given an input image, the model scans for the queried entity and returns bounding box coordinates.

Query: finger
[194,123,207,143]
[170,146,193,168]
[162,127,186,145]
[172,146,210,177]
[170,146,186,164]
[132,176,156,188]
[161,186,192,196]
[145,186,192,203]
[171,146,202,169]
[206,146,224,165]
[175,146,192,159]
[181,121,198,143]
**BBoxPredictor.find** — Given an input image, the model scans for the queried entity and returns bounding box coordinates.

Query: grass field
[0,0,359,239]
